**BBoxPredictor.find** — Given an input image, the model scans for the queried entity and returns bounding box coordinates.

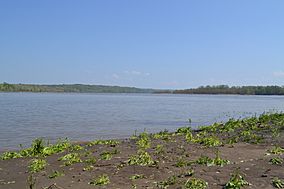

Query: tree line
[173,85,284,95]
[0,83,154,93]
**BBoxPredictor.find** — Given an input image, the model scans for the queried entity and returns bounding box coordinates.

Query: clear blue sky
[0,1,283,89]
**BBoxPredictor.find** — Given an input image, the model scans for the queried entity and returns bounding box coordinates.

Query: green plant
[87,139,120,147]
[100,149,119,160]
[28,159,47,173]
[194,151,229,167]
[127,150,155,166]
[157,175,177,189]
[184,178,208,189]
[153,130,172,141]
[269,146,284,155]
[100,151,113,160]
[175,157,189,167]
[1,151,22,160]
[136,132,151,149]
[272,177,284,188]
[196,136,222,147]
[129,174,145,180]
[155,144,164,155]
[224,169,250,189]
[84,156,97,164]
[213,150,230,166]
[176,127,191,135]
[269,157,283,165]
[89,174,110,186]
[1,138,72,160]
[58,153,82,166]
[69,144,84,151]
[48,170,65,179]
[185,132,193,142]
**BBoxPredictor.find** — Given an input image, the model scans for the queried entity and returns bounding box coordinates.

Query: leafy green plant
[100,151,113,160]
[100,149,119,160]
[69,144,84,151]
[176,127,191,135]
[269,157,283,165]
[196,136,222,147]
[269,146,284,155]
[136,132,151,149]
[185,132,193,142]
[194,151,229,167]
[127,150,155,166]
[58,153,82,166]
[153,130,171,141]
[1,138,72,160]
[272,177,284,188]
[175,157,189,167]
[30,138,45,156]
[48,170,64,179]
[29,159,47,173]
[129,174,145,180]
[184,178,208,189]
[213,150,230,166]
[155,144,165,155]
[84,156,97,164]
[87,139,120,147]
[1,151,22,160]
[89,174,110,186]
[157,175,177,189]
[224,169,250,189]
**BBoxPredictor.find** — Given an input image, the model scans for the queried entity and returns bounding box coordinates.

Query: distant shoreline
[1,83,284,95]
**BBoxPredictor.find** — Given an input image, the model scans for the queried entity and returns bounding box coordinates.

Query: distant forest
[1,83,284,95]
[173,85,284,95]
[0,83,155,93]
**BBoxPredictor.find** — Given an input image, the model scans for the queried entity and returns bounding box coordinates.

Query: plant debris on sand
[0,113,284,188]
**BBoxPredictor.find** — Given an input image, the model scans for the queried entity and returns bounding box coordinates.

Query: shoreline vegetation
[0,113,284,188]
[1,82,284,95]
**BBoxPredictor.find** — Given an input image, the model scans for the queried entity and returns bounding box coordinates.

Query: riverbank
[1,113,284,189]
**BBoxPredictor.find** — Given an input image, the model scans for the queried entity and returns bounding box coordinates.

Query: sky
[0,1,284,89]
